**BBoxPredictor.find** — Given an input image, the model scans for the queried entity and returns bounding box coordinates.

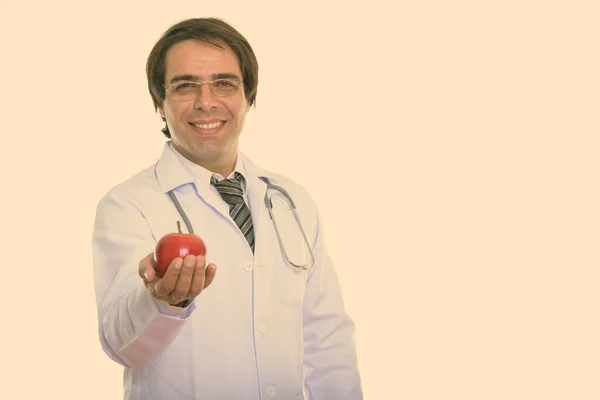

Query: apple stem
[177,220,182,234]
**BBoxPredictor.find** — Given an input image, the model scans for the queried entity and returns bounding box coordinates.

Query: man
[93,17,362,399]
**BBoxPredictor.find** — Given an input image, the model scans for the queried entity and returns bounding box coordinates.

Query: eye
[215,79,237,88]
[173,82,198,91]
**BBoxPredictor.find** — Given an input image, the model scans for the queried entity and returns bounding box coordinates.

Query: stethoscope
[167,176,315,270]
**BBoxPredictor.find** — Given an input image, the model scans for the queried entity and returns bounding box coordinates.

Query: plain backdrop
[1,1,599,399]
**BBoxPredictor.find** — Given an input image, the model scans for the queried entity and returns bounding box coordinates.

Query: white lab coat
[92,142,362,400]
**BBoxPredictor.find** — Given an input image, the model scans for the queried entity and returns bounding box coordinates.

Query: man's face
[159,39,250,172]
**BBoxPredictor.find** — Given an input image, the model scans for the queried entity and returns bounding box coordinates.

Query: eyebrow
[168,73,242,84]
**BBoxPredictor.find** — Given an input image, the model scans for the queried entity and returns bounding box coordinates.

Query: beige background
[1,0,599,398]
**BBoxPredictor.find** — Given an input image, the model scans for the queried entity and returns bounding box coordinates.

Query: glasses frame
[163,79,244,102]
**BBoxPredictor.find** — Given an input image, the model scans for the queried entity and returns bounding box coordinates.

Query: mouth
[188,120,226,134]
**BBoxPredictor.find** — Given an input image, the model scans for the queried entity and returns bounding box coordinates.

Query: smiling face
[159,39,250,176]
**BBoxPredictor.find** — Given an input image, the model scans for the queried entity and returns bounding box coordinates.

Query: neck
[172,142,236,178]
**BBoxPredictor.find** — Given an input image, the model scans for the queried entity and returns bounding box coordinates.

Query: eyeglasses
[163,79,244,101]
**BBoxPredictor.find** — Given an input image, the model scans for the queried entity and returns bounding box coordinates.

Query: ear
[158,106,165,118]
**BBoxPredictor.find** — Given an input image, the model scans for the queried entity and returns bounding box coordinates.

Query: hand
[139,253,217,305]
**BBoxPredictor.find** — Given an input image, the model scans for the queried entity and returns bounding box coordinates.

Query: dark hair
[146,18,259,138]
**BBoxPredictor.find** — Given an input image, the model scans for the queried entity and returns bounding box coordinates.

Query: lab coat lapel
[154,142,231,220]
[240,152,272,259]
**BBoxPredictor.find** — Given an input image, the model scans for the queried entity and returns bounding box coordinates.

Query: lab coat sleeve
[92,190,194,371]
[301,195,363,399]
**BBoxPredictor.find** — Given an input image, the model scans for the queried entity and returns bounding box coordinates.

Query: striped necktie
[211,172,255,252]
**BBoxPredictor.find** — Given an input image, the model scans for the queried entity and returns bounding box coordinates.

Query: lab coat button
[258,322,268,333]
[266,385,276,397]
[243,261,253,271]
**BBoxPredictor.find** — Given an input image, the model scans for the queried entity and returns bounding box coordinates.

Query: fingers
[168,255,202,304]
[139,253,157,283]
[144,253,217,304]
[186,256,207,298]
[171,256,217,302]
[204,263,217,288]
[154,257,184,297]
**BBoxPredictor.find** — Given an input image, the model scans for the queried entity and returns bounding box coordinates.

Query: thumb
[140,253,157,282]
[144,266,156,282]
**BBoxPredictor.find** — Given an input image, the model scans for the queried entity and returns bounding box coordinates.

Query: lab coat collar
[166,142,248,187]
[154,141,194,194]
[154,141,268,193]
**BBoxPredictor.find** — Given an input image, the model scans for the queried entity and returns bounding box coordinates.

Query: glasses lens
[170,82,199,101]
[211,79,241,97]
[168,79,241,101]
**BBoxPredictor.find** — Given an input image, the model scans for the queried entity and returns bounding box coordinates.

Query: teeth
[193,121,223,130]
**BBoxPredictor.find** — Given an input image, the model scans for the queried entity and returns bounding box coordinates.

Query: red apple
[155,221,206,275]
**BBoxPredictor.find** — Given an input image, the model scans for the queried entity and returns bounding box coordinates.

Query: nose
[193,83,218,111]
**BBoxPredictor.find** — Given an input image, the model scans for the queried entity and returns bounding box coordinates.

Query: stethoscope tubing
[166,176,315,270]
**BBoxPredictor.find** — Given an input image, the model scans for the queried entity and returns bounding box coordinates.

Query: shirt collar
[156,141,248,193]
